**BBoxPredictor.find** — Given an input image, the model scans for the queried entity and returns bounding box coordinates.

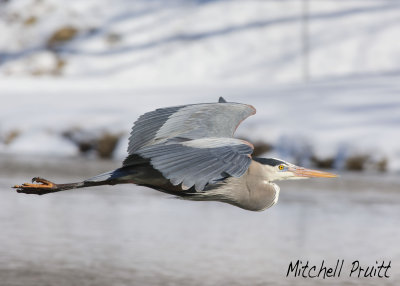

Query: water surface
[0,155,399,285]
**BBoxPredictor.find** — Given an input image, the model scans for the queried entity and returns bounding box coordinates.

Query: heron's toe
[12,177,56,191]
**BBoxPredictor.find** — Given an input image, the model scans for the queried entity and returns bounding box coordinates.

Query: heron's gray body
[88,158,279,211]
[182,160,280,211]
[15,97,336,212]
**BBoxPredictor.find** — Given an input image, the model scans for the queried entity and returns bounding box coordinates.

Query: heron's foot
[13,177,58,195]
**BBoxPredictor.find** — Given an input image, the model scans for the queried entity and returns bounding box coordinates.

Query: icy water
[0,155,399,286]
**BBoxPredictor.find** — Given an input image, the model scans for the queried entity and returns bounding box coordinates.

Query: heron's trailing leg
[13,175,128,195]
[13,177,94,195]
[13,177,61,195]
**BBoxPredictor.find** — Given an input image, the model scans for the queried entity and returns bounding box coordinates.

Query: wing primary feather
[127,103,256,154]
[136,139,253,190]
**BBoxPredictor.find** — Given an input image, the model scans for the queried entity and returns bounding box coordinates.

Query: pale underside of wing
[136,138,253,191]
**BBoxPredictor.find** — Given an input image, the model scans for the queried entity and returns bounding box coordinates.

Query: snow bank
[1,0,399,172]
[1,0,399,83]
[1,76,399,172]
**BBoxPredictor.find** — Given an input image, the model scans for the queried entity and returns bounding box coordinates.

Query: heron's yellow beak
[290,167,338,178]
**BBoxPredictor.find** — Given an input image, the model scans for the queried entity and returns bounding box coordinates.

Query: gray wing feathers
[137,138,253,191]
[127,102,255,154]
[127,106,182,154]
[126,100,256,191]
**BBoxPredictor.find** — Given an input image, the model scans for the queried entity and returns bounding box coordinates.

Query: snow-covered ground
[1,0,399,83]
[1,0,399,172]
[1,76,399,172]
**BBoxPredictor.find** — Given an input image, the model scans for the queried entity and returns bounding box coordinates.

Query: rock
[24,16,37,26]
[62,129,96,154]
[345,155,369,171]
[376,157,387,172]
[47,26,78,49]
[96,133,120,159]
[311,156,335,169]
[252,141,273,157]
[3,130,20,145]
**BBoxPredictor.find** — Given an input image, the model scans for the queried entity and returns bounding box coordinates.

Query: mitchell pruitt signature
[286,260,391,279]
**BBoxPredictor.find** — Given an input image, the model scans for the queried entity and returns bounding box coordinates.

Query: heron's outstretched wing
[126,101,256,154]
[135,138,253,191]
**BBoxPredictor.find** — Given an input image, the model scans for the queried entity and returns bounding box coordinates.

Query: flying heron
[13,97,337,211]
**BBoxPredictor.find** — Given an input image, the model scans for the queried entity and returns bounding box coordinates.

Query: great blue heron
[13,97,337,211]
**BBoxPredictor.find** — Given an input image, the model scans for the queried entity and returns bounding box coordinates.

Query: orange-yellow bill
[291,167,338,178]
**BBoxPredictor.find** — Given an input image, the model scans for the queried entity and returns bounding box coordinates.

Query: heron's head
[254,158,338,182]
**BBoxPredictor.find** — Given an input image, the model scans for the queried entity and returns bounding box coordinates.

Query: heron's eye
[278,165,285,171]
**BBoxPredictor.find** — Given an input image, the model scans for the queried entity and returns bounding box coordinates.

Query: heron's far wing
[127,102,256,154]
[218,97,227,103]
[134,138,254,191]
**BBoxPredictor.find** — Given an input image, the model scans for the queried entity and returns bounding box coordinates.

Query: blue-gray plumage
[14,97,337,211]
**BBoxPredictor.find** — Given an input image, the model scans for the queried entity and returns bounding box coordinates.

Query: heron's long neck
[251,160,279,182]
